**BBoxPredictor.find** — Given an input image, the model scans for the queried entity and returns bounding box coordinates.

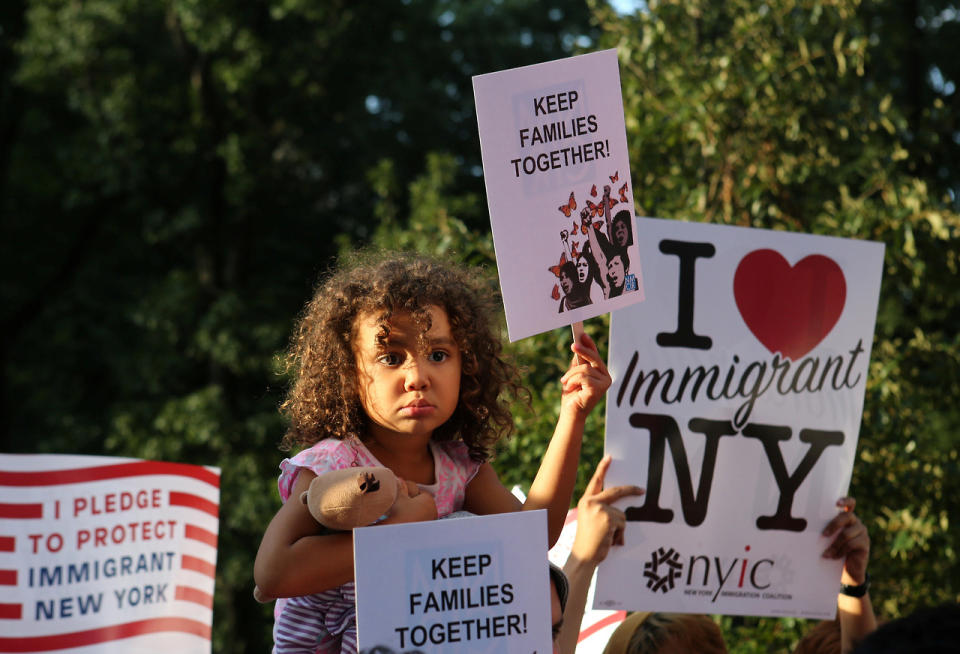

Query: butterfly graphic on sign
[734,249,847,360]
[548,252,569,278]
[586,199,605,218]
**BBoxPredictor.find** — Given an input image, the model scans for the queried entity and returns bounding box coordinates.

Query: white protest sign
[473,49,645,341]
[595,217,884,619]
[354,510,551,653]
[0,454,220,653]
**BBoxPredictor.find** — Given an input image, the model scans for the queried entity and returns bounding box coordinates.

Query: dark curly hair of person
[279,250,524,462]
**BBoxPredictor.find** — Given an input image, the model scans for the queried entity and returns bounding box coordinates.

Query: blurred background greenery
[1,0,957,651]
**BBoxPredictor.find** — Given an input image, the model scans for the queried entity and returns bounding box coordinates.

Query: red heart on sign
[733,249,846,360]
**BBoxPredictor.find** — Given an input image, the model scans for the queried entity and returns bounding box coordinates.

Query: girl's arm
[254,469,353,598]
[464,333,611,547]
[254,468,437,598]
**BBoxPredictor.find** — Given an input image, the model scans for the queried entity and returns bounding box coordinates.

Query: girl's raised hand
[559,332,612,417]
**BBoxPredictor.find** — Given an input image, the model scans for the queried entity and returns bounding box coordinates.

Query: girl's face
[559,271,574,295]
[353,306,461,444]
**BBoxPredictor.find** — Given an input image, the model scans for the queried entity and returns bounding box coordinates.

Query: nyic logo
[643,547,682,593]
[643,545,791,602]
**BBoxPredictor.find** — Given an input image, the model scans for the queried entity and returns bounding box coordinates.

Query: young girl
[254,252,611,653]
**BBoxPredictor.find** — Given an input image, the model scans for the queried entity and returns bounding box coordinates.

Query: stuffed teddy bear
[253,466,406,603]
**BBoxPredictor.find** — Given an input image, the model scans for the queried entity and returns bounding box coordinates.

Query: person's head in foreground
[602,612,728,654]
[549,562,569,652]
[851,602,960,654]
[793,618,841,654]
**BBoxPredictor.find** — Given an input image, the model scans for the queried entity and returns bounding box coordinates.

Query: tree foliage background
[1,0,957,651]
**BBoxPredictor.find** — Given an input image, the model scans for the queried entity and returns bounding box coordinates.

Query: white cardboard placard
[473,49,645,341]
[354,510,551,653]
[595,218,884,619]
[0,454,220,653]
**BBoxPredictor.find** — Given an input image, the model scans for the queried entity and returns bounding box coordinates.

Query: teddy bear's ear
[300,490,309,505]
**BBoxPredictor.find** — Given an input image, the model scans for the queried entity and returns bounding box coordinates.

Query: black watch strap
[840,572,870,597]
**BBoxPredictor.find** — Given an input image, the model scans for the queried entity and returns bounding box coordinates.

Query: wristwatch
[840,572,870,597]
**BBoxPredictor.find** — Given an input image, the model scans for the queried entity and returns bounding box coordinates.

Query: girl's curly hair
[280,251,524,462]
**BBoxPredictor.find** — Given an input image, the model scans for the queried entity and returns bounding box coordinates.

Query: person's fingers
[835,522,868,552]
[822,509,856,537]
[583,455,612,497]
[594,484,644,504]
[612,526,624,546]
[560,364,588,386]
[823,521,867,558]
[570,334,607,371]
[577,331,598,352]
[571,348,608,376]
[606,507,626,531]
[561,359,600,383]
[836,496,856,512]
[565,333,600,370]
[561,371,610,397]
[601,530,615,551]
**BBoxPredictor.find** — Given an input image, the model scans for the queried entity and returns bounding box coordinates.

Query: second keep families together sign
[474,49,645,341]
[354,511,552,654]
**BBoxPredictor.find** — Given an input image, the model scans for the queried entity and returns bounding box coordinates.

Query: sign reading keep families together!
[354,511,552,654]
[473,49,646,341]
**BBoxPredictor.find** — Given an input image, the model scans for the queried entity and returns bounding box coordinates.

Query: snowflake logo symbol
[643,546,683,593]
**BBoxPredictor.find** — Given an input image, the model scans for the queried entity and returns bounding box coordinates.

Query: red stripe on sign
[0,570,16,585]
[0,537,13,552]
[181,555,216,579]
[0,603,22,620]
[578,611,627,643]
[185,524,218,548]
[0,461,219,488]
[175,585,214,609]
[168,492,218,518]
[0,503,42,519]
[0,617,210,651]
